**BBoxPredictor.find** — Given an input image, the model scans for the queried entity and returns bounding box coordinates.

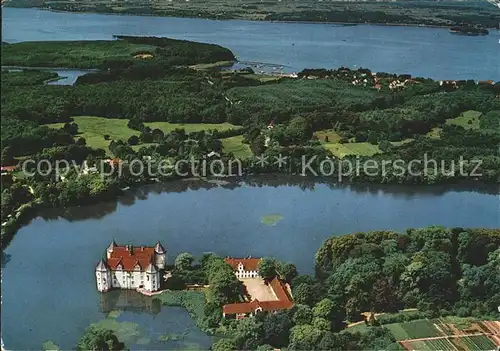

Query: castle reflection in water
[99,289,161,315]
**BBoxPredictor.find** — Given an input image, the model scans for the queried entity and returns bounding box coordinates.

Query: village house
[95,241,166,293]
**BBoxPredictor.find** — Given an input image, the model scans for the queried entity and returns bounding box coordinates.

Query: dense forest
[1,36,235,68]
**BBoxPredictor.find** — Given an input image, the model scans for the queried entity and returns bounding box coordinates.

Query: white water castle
[95,240,166,293]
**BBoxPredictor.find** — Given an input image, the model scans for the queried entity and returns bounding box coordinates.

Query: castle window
[147,275,150,281]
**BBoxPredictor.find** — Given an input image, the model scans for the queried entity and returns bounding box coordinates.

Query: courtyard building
[223,257,294,319]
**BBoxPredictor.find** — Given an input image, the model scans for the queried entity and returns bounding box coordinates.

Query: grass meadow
[144,121,240,134]
[322,142,381,158]
[221,135,252,158]
[47,116,242,155]
[445,110,482,130]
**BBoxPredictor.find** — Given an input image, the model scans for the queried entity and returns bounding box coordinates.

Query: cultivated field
[389,318,500,351]
[386,319,443,341]
[402,335,498,351]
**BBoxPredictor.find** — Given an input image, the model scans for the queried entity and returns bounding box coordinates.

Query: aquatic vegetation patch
[158,330,189,342]
[93,318,145,346]
[135,336,151,345]
[155,291,206,329]
[181,341,207,350]
[42,340,60,351]
[107,310,122,319]
[261,214,283,226]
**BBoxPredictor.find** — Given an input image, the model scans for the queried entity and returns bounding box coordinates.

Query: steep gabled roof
[107,240,117,252]
[225,258,261,271]
[95,259,109,272]
[107,245,156,272]
[154,241,165,254]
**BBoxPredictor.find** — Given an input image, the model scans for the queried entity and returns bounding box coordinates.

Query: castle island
[95,242,294,319]
[95,240,166,293]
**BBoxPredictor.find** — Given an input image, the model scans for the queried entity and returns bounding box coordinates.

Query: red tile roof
[223,277,293,315]
[269,277,294,308]
[223,300,259,315]
[107,245,155,271]
[225,258,261,271]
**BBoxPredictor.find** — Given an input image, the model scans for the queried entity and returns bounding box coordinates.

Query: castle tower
[95,259,111,292]
[144,259,159,292]
[106,240,117,259]
[154,241,166,269]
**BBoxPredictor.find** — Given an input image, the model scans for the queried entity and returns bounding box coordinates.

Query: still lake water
[1,7,500,350]
[2,7,499,80]
[2,178,499,349]
[3,66,94,85]
[46,69,94,85]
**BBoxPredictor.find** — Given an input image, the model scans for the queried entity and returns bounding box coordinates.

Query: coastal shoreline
[8,6,497,31]
[2,174,498,251]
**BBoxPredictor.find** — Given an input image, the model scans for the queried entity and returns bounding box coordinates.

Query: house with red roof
[225,257,261,279]
[222,276,294,319]
[95,240,166,293]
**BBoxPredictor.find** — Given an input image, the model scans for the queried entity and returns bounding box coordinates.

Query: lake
[2,7,499,81]
[3,66,94,85]
[2,177,499,349]
[1,7,499,349]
